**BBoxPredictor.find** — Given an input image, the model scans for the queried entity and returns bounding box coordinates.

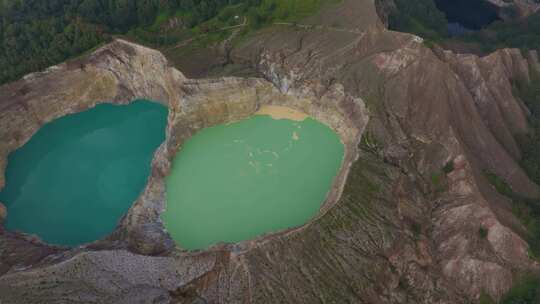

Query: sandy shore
[255,105,308,121]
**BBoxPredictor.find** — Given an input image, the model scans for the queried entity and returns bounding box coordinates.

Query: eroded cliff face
[1,0,540,303]
[230,0,540,301]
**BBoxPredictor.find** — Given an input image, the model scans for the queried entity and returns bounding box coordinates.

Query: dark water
[163,114,344,250]
[0,100,168,246]
[435,0,501,30]
[447,22,472,37]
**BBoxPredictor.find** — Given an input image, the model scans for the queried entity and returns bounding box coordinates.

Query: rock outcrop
[1,0,540,303]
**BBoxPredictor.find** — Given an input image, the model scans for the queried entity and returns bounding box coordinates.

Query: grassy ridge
[128,0,339,48]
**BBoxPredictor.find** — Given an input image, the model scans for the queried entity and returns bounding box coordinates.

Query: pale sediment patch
[255,105,308,121]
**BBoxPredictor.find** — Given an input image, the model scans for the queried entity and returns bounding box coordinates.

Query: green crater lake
[163,108,344,250]
[0,100,168,246]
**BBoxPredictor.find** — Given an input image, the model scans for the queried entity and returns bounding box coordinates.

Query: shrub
[442,161,454,174]
[479,226,488,239]
[479,292,495,304]
[501,274,540,304]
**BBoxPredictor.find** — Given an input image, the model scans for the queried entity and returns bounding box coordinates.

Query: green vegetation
[360,131,382,154]
[430,171,445,192]
[478,226,488,239]
[388,0,449,41]
[459,12,540,54]
[387,0,540,54]
[484,171,540,252]
[479,292,495,304]
[512,199,540,260]
[483,170,540,258]
[483,170,513,197]
[0,0,336,85]
[501,274,540,304]
[129,0,337,53]
[0,0,231,84]
[429,162,455,192]
[483,168,540,302]
[511,73,540,261]
[442,161,454,174]
[514,72,540,185]
[410,222,422,239]
[242,0,334,28]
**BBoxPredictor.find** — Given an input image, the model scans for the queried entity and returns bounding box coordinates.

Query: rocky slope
[1,0,540,303]
[229,11,539,303]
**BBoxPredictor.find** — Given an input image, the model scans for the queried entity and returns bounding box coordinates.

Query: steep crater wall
[118,73,368,255]
[0,39,367,266]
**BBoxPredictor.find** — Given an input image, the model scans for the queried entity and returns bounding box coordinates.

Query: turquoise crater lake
[0,100,168,246]
[163,106,344,250]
